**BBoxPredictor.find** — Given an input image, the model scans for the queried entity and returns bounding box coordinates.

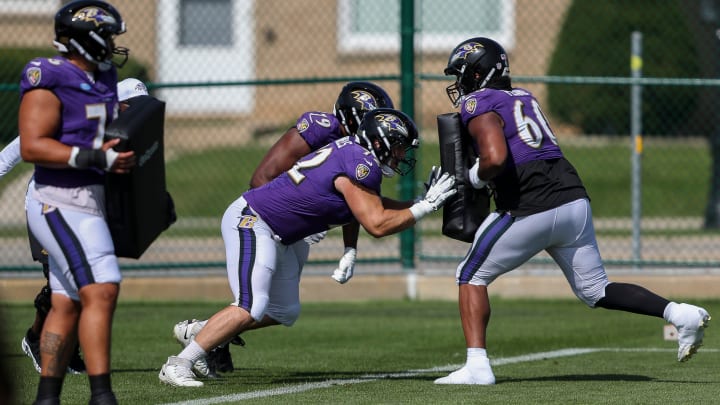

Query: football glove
[331,247,357,284]
[303,230,327,245]
[409,170,457,220]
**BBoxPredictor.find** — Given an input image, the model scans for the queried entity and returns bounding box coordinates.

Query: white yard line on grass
[160,347,719,405]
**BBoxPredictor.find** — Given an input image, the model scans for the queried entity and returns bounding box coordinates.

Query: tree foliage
[547,0,700,135]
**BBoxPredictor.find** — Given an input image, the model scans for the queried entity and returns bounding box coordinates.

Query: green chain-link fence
[2,0,720,274]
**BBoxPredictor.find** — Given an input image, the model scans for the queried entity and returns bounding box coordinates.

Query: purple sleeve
[338,140,383,194]
[20,58,61,96]
[296,111,344,150]
[459,88,564,166]
[458,89,498,126]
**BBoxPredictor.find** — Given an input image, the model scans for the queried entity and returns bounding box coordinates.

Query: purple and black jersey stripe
[43,206,95,287]
[458,213,514,284]
[235,224,255,311]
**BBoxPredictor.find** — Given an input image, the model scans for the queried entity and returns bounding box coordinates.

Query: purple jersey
[20,56,119,188]
[295,111,344,150]
[459,87,563,165]
[460,87,586,215]
[244,136,382,244]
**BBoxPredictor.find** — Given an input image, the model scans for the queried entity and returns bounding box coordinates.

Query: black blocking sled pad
[436,112,490,243]
[104,96,175,258]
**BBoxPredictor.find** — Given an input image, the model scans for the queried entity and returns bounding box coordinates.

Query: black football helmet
[356,108,419,177]
[53,0,128,71]
[334,82,394,137]
[444,37,510,106]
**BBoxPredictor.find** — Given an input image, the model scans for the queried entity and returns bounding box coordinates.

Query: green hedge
[547,0,700,136]
[0,47,150,143]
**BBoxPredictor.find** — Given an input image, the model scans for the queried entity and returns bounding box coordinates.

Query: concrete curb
[2,273,718,303]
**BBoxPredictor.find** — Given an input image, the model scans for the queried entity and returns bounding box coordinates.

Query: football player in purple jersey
[172,81,395,376]
[251,81,394,187]
[159,108,457,387]
[4,78,148,380]
[18,2,134,403]
[434,37,711,385]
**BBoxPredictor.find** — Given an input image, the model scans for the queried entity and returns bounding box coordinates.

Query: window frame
[337,0,515,54]
[0,0,57,14]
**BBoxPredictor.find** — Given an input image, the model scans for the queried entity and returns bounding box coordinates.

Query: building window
[0,0,57,14]
[157,0,254,114]
[337,0,515,53]
[179,0,233,46]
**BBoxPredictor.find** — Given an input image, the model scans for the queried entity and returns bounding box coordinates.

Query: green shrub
[547,0,700,136]
[0,47,151,143]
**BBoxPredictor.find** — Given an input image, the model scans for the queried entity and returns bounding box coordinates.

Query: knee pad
[266,302,301,326]
[34,284,52,318]
[576,281,608,307]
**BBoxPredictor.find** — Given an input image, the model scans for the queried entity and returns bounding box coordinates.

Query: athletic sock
[35,376,63,402]
[179,340,207,363]
[89,373,112,396]
[466,348,490,371]
[595,282,670,318]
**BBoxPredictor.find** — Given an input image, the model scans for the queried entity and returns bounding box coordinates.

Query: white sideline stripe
[160,347,719,405]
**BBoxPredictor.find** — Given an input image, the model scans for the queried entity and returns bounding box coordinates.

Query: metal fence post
[630,31,643,268]
[399,0,416,269]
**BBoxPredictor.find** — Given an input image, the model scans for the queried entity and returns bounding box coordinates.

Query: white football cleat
[674,304,711,362]
[159,356,204,387]
[434,365,495,385]
[173,319,204,347]
[172,319,210,377]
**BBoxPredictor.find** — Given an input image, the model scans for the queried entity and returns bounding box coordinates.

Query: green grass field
[2,298,717,404]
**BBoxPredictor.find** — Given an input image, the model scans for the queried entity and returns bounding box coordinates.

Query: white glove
[468,157,488,189]
[331,247,357,284]
[409,170,457,220]
[303,230,327,245]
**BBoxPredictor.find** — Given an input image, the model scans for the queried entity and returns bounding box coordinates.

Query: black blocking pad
[436,112,490,243]
[104,96,174,258]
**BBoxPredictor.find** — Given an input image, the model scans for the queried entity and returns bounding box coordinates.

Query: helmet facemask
[357,109,419,178]
[333,105,364,137]
[444,64,467,108]
[386,140,418,177]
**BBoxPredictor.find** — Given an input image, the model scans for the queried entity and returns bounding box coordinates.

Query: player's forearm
[360,208,416,238]
[20,136,74,168]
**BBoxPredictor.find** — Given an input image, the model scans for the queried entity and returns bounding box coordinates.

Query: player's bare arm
[20,89,135,173]
[334,175,416,238]
[250,127,311,188]
[19,89,66,167]
[468,111,507,180]
[341,219,360,249]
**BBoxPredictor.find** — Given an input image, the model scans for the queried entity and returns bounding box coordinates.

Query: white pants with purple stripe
[221,196,309,326]
[25,192,120,301]
[457,198,609,306]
